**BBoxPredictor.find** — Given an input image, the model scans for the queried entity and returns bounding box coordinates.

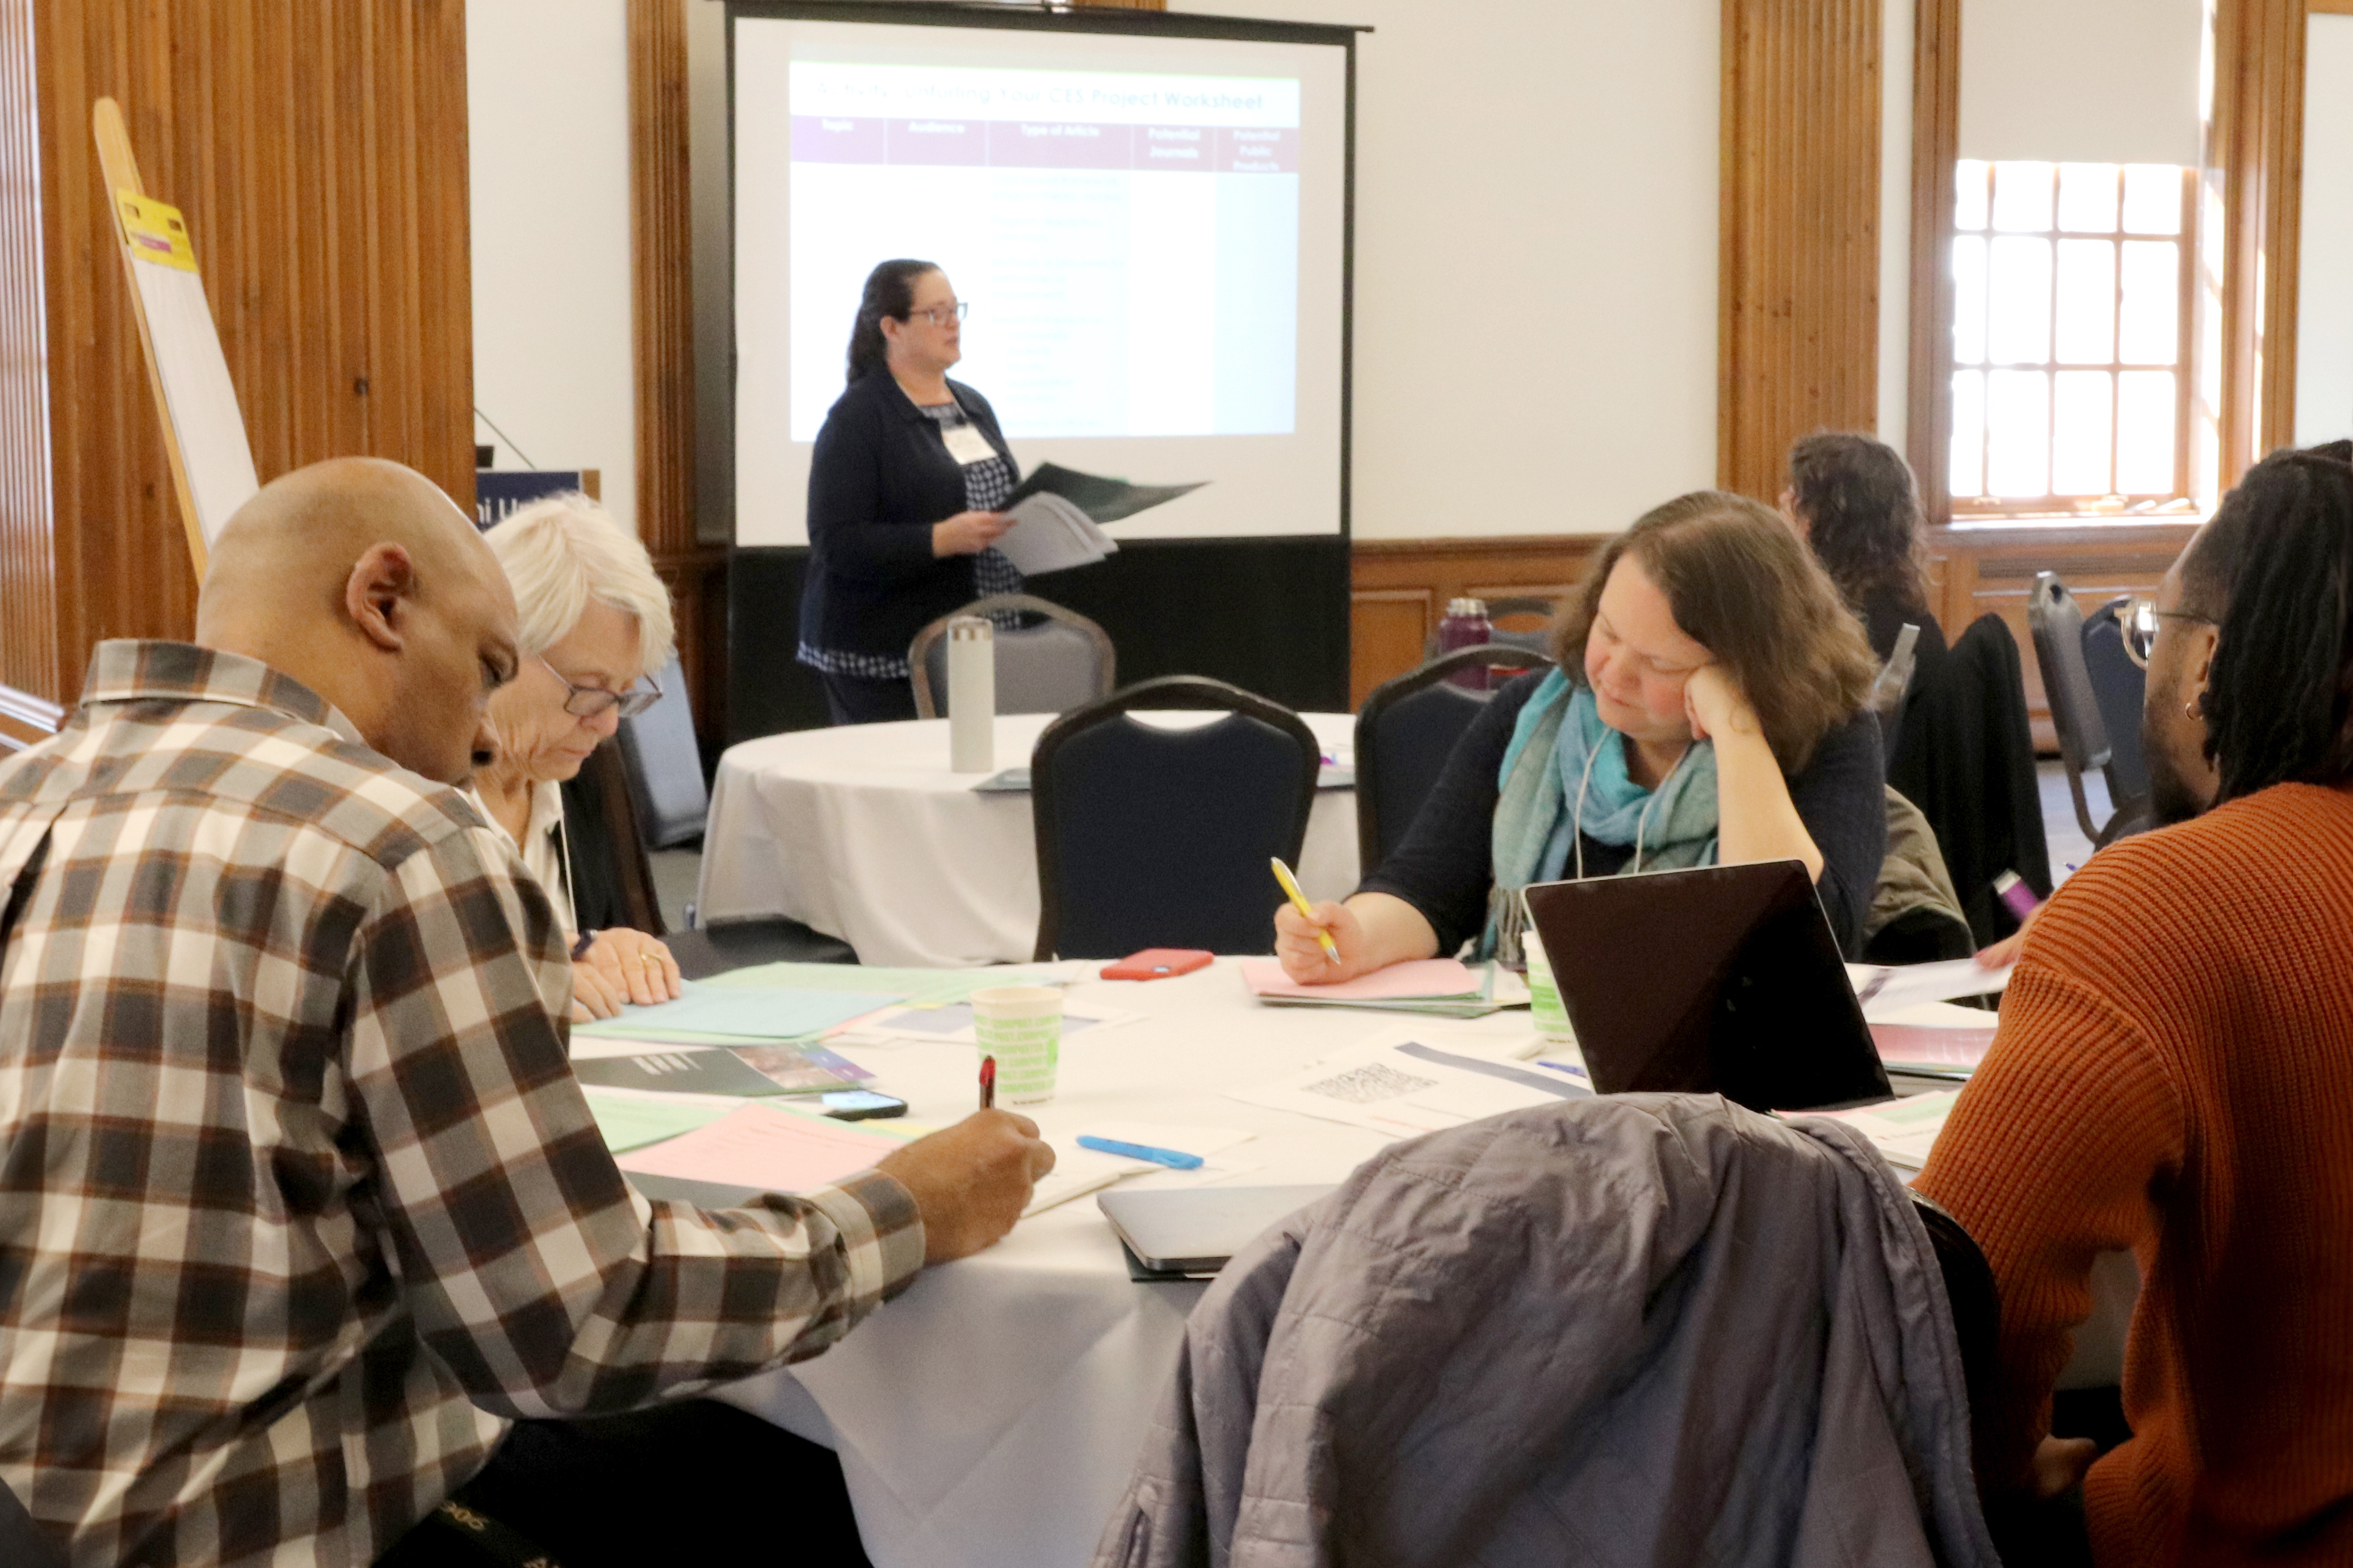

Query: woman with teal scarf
[1278,492,1887,980]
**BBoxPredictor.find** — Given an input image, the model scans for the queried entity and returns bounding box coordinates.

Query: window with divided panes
[1949,159,2197,515]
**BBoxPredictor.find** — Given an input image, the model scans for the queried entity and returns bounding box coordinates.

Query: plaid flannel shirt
[0,642,923,1567]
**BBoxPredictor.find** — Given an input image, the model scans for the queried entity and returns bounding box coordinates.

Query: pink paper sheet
[1870,1023,1998,1069]
[1239,957,1480,1001]
[614,1103,903,1191]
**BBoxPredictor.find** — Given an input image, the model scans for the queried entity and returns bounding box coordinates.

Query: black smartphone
[819,1090,908,1121]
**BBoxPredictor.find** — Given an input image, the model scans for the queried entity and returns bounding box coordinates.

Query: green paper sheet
[582,1091,736,1153]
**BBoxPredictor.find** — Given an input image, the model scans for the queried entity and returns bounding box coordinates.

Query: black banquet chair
[1030,676,1321,960]
[2028,573,2153,849]
[1354,643,1551,876]
[614,653,708,849]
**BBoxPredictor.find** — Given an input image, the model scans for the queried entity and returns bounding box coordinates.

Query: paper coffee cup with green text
[971,986,1064,1105]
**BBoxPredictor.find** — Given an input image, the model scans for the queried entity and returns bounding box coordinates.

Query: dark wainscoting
[727,536,1351,742]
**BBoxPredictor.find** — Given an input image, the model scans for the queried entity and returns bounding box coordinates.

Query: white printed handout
[1227,1028,1590,1138]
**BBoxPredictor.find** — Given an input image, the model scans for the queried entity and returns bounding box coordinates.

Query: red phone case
[1100,948,1215,981]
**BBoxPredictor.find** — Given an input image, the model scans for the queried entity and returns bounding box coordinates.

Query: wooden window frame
[1907,0,2314,525]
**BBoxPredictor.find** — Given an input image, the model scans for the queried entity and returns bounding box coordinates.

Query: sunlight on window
[1949,159,2190,506]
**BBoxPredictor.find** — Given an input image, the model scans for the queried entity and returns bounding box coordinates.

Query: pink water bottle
[1436,596,1494,690]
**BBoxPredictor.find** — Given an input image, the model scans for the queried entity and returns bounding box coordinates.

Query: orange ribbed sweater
[1918,782,2353,1567]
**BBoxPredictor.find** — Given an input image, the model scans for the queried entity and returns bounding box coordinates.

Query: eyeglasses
[905,301,970,326]
[2117,595,2215,670]
[540,656,662,719]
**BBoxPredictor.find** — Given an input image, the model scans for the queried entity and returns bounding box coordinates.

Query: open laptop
[1522,860,1890,1112]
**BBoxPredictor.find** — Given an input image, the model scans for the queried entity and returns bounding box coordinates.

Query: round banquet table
[694,712,1362,968]
[713,958,1549,1568]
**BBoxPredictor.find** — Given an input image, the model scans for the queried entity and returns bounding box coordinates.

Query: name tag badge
[940,422,996,466]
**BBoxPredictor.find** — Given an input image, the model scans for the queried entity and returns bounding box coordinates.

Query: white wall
[1958,0,2204,165]
[1161,0,1719,538]
[2295,14,2353,448]
[468,0,639,532]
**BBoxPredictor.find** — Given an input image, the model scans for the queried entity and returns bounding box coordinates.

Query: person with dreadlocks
[1915,441,2353,1568]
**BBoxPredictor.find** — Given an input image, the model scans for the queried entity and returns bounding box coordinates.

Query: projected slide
[787,63,1300,442]
[733,17,1350,548]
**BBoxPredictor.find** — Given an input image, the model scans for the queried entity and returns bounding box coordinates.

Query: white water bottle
[947,616,995,773]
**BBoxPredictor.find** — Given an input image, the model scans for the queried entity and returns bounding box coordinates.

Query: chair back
[2081,596,2151,804]
[559,741,668,937]
[1421,593,1561,658]
[910,594,1117,719]
[0,1472,65,1568]
[615,654,708,848]
[1030,676,1319,960]
[1354,644,1552,875]
[1911,1192,2000,1453]
[2028,573,2121,844]
[1890,613,2053,947]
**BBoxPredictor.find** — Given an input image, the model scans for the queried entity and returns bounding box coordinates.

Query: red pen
[980,1055,996,1111]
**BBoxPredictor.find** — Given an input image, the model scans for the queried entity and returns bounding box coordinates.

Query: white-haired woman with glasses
[477,493,683,1020]
[798,258,1022,724]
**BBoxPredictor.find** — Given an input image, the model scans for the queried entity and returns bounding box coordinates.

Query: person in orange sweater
[1915,442,2353,1567]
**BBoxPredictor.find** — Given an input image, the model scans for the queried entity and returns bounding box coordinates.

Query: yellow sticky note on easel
[116,192,199,272]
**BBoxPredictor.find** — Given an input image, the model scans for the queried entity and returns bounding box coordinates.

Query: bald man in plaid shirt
[0,460,1051,1568]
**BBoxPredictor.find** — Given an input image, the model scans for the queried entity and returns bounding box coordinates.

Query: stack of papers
[1846,957,2012,1020]
[1228,1030,1589,1138]
[993,463,1205,577]
[1238,958,1529,1019]
[1844,959,2010,1079]
[1786,1089,1958,1171]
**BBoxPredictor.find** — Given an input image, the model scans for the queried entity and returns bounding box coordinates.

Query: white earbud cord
[1570,730,1691,880]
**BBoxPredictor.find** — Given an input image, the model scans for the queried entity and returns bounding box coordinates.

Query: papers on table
[1846,957,2012,1021]
[572,981,901,1041]
[581,1091,736,1153]
[1022,1123,1260,1218]
[1228,1029,1590,1138]
[1786,1089,1958,1171]
[1871,1004,2000,1078]
[571,1041,874,1098]
[859,999,1135,1045]
[614,1102,907,1192]
[1239,958,1529,1018]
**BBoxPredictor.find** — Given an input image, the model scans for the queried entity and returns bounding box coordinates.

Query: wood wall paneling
[12,2,473,719]
[0,0,54,748]
[1348,537,1601,708]
[1717,0,1886,501]
[627,0,726,762]
[1906,0,1962,522]
[2210,0,2310,476]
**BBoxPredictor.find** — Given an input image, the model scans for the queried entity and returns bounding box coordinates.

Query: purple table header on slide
[791,116,1298,173]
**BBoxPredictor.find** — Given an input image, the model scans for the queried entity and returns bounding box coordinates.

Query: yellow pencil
[1270,856,1342,962]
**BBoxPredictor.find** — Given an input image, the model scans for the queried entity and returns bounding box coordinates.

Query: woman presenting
[1278,492,1889,979]
[798,258,1024,725]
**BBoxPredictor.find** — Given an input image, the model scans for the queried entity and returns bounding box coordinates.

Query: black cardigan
[1360,671,1889,957]
[798,372,1020,662]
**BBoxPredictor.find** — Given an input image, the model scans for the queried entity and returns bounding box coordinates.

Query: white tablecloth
[695,713,1362,968]
[715,960,1546,1568]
